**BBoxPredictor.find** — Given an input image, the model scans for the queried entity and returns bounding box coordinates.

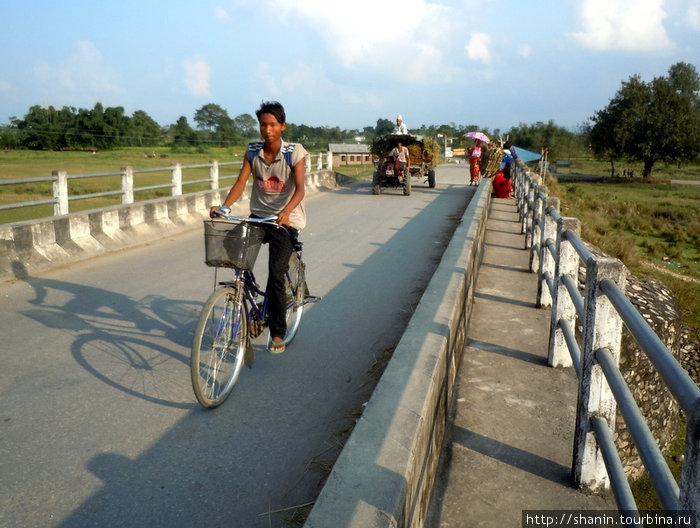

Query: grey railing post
[52,170,69,216]
[573,256,627,491]
[518,169,530,224]
[172,163,182,196]
[529,186,547,272]
[121,166,134,204]
[209,160,219,190]
[537,197,559,307]
[519,176,531,235]
[548,217,581,368]
[680,400,700,515]
[513,164,523,214]
[305,156,311,173]
[316,153,322,170]
[326,150,333,170]
[524,182,535,248]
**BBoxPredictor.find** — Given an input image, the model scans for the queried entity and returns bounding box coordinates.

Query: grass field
[553,157,700,181]
[551,177,700,333]
[0,146,258,223]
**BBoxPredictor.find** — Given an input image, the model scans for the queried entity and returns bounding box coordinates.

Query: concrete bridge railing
[513,160,699,520]
[0,169,342,284]
[0,152,333,217]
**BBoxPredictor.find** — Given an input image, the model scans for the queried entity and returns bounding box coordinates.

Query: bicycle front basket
[203,220,265,270]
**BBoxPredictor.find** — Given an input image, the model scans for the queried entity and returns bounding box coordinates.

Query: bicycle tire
[191,286,247,408]
[267,253,305,348]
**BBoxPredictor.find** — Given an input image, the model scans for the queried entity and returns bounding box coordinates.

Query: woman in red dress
[467,139,482,185]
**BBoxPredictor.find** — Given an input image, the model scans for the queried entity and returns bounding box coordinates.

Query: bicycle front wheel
[191,286,247,408]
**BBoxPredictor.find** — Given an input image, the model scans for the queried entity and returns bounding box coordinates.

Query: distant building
[329,143,372,166]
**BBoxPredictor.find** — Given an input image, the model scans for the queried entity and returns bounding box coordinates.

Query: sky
[0,0,698,133]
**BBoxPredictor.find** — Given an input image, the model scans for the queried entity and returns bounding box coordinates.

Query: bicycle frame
[215,257,299,338]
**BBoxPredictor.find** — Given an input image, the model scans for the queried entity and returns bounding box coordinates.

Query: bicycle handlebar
[212,208,279,226]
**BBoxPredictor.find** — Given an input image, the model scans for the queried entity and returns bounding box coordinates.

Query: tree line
[1,61,697,174]
[0,102,590,161]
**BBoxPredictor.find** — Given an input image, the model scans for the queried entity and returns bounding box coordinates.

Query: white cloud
[254,60,383,110]
[182,56,211,97]
[466,33,492,64]
[688,3,700,30]
[570,0,673,52]
[518,44,532,58]
[264,0,459,83]
[33,40,121,96]
[214,6,229,21]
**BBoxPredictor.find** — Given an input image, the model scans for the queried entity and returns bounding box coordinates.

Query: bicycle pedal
[303,295,321,305]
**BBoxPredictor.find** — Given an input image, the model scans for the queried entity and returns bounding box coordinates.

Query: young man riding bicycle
[210,101,307,354]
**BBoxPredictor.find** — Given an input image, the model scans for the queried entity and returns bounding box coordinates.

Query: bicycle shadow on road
[11,260,202,409]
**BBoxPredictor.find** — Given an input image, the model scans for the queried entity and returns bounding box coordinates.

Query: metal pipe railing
[512,160,699,517]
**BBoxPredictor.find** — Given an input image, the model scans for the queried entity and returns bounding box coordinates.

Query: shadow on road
[12,261,201,409]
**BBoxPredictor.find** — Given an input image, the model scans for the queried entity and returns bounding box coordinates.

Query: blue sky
[0,0,698,133]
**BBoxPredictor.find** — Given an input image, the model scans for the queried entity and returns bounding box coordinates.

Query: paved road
[0,166,475,528]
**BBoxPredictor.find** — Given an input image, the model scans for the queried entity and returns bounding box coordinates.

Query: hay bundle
[419,137,439,164]
[370,136,439,166]
[481,143,503,178]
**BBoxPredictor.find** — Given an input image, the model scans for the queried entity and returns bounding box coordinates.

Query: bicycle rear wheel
[191,286,247,408]
[267,253,305,348]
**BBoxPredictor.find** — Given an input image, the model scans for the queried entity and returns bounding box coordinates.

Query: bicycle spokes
[191,287,247,408]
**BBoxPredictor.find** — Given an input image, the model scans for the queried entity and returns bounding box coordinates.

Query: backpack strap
[280,142,296,169]
[247,141,295,169]
[247,141,264,165]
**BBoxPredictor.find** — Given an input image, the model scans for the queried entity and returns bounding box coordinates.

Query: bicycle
[190,211,317,408]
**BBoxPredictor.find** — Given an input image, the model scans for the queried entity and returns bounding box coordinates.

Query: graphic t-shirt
[247,140,308,229]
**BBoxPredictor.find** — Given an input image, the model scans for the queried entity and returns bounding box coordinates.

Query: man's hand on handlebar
[210,205,230,218]
[275,210,291,227]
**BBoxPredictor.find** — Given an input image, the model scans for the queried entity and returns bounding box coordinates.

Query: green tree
[374,118,394,136]
[193,103,235,146]
[233,113,258,138]
[171,116,196,146]
[587,62,700,177]
[193,103,229,132]
[508,121,584,161]
[129,110,162,146]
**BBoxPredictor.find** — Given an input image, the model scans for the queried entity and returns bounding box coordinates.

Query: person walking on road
[468,138,483,185]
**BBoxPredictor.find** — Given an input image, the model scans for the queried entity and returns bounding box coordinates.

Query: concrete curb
[304,180,493,528]
[0,170,344,284]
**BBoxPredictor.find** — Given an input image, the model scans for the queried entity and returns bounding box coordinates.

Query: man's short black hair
[256,101,286,124]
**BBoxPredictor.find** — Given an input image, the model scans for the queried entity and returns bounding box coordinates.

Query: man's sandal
[268,340,286,354]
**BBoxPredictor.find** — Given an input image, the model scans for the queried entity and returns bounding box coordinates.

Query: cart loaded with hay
[370,134,439,196]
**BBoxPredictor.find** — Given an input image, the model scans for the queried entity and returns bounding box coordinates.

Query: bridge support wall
[304,182,492,528]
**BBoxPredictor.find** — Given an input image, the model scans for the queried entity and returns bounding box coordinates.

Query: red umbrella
[464,131,490,144]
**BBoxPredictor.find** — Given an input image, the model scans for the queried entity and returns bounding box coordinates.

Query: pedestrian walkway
[426,197,616,527]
